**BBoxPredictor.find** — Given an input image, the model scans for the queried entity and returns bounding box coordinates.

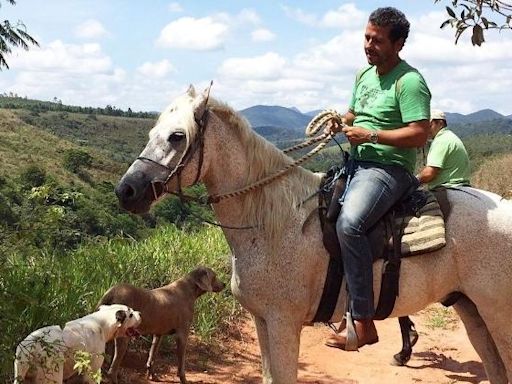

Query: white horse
[116,85,512,384]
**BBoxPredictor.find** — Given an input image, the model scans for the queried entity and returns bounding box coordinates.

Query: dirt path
[120,305,488,384]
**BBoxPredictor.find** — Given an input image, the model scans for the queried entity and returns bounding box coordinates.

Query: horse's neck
[201,110,321,251]
[201,112,277,228]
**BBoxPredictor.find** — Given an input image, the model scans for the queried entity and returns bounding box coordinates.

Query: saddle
[313,164,447,323]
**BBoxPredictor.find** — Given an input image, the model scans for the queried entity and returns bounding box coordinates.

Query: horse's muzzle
[115,172,157,213]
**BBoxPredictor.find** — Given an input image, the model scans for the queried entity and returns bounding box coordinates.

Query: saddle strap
[374,212,403,320]
[313,190,344,323]
[312,249,344,322]
[373,259,401,320]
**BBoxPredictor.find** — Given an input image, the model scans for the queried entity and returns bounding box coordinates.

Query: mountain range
[239,105,512,142]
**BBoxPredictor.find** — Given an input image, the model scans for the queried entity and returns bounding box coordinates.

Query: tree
[0,0,39,69]
[436,0,512,46]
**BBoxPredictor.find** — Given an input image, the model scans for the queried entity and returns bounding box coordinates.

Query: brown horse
[116,85,512,384]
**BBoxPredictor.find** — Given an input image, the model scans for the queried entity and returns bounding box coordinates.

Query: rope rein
[206,109,345,204]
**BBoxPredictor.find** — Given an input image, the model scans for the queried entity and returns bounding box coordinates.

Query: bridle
[136,106,259,230]
[134,104,341,229]
[136,105,209,203]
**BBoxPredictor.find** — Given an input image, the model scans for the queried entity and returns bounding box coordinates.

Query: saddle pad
[394,190,446,256]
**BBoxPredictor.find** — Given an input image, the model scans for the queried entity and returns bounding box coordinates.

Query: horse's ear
[193,81,213,122]
[187,84,196,97]
[201,80,213,100]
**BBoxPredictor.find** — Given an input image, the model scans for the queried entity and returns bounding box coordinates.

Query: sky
[1,0,511,115]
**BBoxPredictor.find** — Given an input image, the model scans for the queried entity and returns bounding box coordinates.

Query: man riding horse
[324,7,431,350]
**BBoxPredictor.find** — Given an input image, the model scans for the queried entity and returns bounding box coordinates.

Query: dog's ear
[194,269,213,292]
[115,309,127,325]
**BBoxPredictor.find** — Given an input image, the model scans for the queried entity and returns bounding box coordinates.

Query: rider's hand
[342,126,371,145]
[324,120,342,135]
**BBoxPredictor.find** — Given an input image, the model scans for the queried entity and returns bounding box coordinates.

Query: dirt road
[122,305,488,384]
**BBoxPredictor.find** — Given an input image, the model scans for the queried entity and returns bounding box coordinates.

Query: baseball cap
[430,109,446,121]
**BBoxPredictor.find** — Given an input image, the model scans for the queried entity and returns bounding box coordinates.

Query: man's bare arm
[341,120,429,148]
[416,166,440,184]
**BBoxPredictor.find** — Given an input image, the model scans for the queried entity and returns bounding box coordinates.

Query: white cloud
[9,40,112,74]
[405,11,512,113]
[237,9,261,26]
[156,16,229,50]
[137,59,175,78]
[281,3,366,29]
[218,52,286,80]
[281,5,317,26]
[251,28,275,42]
[320,3,366,29]
[168,2,183,12]
[75,19,108,39]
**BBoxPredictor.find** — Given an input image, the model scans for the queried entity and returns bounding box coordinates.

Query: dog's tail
[96,286,116,310]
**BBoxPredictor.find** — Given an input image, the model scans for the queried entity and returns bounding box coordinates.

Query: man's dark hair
[369,7,410,43]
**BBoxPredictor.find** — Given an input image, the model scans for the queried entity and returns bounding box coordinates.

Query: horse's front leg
[253,315,272,384]
[264,314,302,384]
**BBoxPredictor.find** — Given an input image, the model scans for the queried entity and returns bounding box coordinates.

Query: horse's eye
[168,132,185,143]
[129,313,133,318]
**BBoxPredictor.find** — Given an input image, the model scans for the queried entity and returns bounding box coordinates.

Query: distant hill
[446,108,507,124]
[0,109,126,184]
[240,105,311,132]
[450,118,512,138]
[305,109,323,117]
[2,95,511,148]
[241,105,512,143]
[444,112,467,124]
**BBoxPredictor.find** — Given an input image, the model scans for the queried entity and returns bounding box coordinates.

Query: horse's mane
[207,98,323,243]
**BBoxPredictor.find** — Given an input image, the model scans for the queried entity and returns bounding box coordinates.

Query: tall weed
[0,225,238,381]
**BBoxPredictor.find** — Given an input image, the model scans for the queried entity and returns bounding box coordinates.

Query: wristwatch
[369,131,379,144]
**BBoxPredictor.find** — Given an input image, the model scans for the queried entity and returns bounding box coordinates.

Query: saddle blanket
[391,190,446,256]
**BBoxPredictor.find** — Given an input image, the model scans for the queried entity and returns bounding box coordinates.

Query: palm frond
[0,53,10,70]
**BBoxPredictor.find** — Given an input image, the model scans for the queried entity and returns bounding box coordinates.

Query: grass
[0,109,125,185]
[472,153,512,199]
[423,305,459,330]
[0,224,240,382]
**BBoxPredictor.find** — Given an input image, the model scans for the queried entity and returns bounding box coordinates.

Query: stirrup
[344,311,359,351]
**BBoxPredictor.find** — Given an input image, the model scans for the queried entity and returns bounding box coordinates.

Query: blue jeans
[336,161,418,319]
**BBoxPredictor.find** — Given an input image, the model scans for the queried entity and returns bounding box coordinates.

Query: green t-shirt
[349,60,431,173]
[426,128,471,189]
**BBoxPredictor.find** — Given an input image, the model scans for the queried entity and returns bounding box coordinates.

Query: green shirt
[426,127,471,189]
[349,60,431,173]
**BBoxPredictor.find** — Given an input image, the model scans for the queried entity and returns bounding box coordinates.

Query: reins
[138,108,345,230]
[203,109,345,205]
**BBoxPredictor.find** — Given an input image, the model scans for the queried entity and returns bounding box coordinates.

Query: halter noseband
[136,106,209,203]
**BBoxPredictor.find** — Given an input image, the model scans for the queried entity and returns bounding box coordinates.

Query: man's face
[364,22,403,66]
[429,119,443,138]
[429,120,437,138]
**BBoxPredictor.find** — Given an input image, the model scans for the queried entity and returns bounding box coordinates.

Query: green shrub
[63,149,93,173]
[18,164,46,188]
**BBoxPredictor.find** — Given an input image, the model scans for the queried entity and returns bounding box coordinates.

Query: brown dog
[98,266,225,384]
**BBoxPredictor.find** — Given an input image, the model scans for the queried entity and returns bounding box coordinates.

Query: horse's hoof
[391,352,410,366]
[410,329,419,347]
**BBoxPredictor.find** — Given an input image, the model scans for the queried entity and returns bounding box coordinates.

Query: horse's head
[115,84,211,213]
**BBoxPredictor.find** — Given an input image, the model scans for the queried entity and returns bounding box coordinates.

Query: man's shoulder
[356,65,374,82]
[398,62,425,83]
[434,129,464,148]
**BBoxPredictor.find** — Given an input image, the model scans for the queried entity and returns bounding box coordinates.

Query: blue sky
[1,1,511,115]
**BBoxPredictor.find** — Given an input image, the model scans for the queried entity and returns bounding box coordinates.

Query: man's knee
[336,211,364,237]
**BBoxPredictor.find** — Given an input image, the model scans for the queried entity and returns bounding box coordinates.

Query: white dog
[14,304,141,384]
